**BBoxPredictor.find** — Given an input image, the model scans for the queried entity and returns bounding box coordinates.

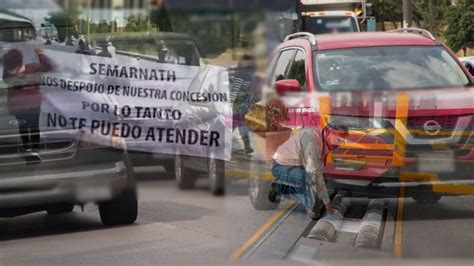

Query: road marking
[226,170,274,181]
[394,185,405,258]
[229,201,295,262]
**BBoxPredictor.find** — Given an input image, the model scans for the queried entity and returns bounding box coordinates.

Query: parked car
[0,10,138,225]
[459,57,474,76]
[248,29,474,209]
[91,32,231,195]
[0,54,138,226]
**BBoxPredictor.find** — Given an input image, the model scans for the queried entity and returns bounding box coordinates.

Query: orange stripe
[394,185,405,258]
[229,201,295,261]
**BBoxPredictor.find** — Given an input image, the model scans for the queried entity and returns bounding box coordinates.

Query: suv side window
[271,49,295,85]
[287,49,306,89]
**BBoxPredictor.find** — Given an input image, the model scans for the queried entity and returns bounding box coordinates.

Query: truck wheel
[208,157,225,196]
[175,155,196,189]
[99,155,138,226]
[248,161,279,210]
[413,193,442,204]
[47,204,74,215]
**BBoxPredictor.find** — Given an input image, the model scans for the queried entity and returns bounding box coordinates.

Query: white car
[459,57,474,76]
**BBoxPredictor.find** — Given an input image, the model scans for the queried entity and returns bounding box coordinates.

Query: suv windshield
[303,16,358,34]
[315,46,470,91]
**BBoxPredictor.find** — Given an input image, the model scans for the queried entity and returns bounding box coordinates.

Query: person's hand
[34,48,44,55]
[325,203,334,216]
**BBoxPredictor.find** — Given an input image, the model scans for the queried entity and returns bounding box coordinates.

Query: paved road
[398,195,474,258]
[1,163,474,265]
[0,165,287,265]
[1,168,223,265]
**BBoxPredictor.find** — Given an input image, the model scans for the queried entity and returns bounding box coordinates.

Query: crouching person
[271,121,349,219]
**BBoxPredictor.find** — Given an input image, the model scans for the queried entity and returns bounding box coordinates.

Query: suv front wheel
[99,186,138,226]
[99,155,138,226]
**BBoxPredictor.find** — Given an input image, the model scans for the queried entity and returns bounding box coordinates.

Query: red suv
[248,29,474,209]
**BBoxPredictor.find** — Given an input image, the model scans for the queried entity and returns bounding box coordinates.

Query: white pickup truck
[299,0,367,34]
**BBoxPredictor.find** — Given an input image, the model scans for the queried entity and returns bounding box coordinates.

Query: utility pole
[402,0,412,28]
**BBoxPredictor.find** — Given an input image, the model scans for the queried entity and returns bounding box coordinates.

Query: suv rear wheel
[208,157,225,196]
[175,155,196,189]
[163,161,174,173]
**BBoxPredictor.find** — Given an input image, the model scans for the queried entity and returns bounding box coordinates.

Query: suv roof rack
[284,32,316,46]
[390,27,435,40]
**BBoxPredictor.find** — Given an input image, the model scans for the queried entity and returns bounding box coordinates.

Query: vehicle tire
[412,193,442,204]
[46,204,74,215]
[163,161,174,173]
[99,155,138,226]
[163,161,175,178]
[175,155,197,189]
[248,160,280,210]
[208,157,225,196]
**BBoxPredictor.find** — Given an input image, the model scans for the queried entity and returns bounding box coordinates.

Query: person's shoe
[26,149,42,164]
[20,147,32,153]
[306,200,324,220]
[245,147,254,154]
[306,207,320,220]
[268,183,280,203]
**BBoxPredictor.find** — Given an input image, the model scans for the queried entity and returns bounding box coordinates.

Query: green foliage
[444,0,474,55]
[368,0,402,30]
[96,20,112,33]
[412,0,450,37]
[150,3,173,32]
[45,5,80,42]
[124,14,153,32]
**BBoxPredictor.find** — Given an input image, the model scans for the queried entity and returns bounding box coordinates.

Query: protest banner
[39,50,232,160]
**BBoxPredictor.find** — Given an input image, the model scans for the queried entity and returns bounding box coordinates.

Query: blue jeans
[271,161,316,209]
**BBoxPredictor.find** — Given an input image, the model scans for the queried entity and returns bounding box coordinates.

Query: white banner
[39,50,233,160]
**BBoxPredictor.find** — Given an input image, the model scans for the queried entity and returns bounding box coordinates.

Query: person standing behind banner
[98,43,112,58]
[2,48,52,161]
[107,42,116,57]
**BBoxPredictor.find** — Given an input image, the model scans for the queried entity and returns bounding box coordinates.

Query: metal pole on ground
[307,195,351,241]
[355,199,385,249]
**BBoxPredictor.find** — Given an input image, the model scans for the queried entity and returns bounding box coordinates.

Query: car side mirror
[275,79,300,94]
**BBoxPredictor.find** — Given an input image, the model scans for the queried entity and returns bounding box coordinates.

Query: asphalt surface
[0,167,225,265]
[1,163,474,264]
[399,196,474,258]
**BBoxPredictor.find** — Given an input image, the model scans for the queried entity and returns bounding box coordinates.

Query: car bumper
[0,160,128,208]
[128,150,174,167]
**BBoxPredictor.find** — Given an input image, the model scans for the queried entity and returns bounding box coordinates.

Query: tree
[412,0,450,37]
[444,0,474,56]
[96,20,112,33]
[368,0,403,31]
[46,5,80,42]
[124,14,151,32]
[150,0,173,32]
